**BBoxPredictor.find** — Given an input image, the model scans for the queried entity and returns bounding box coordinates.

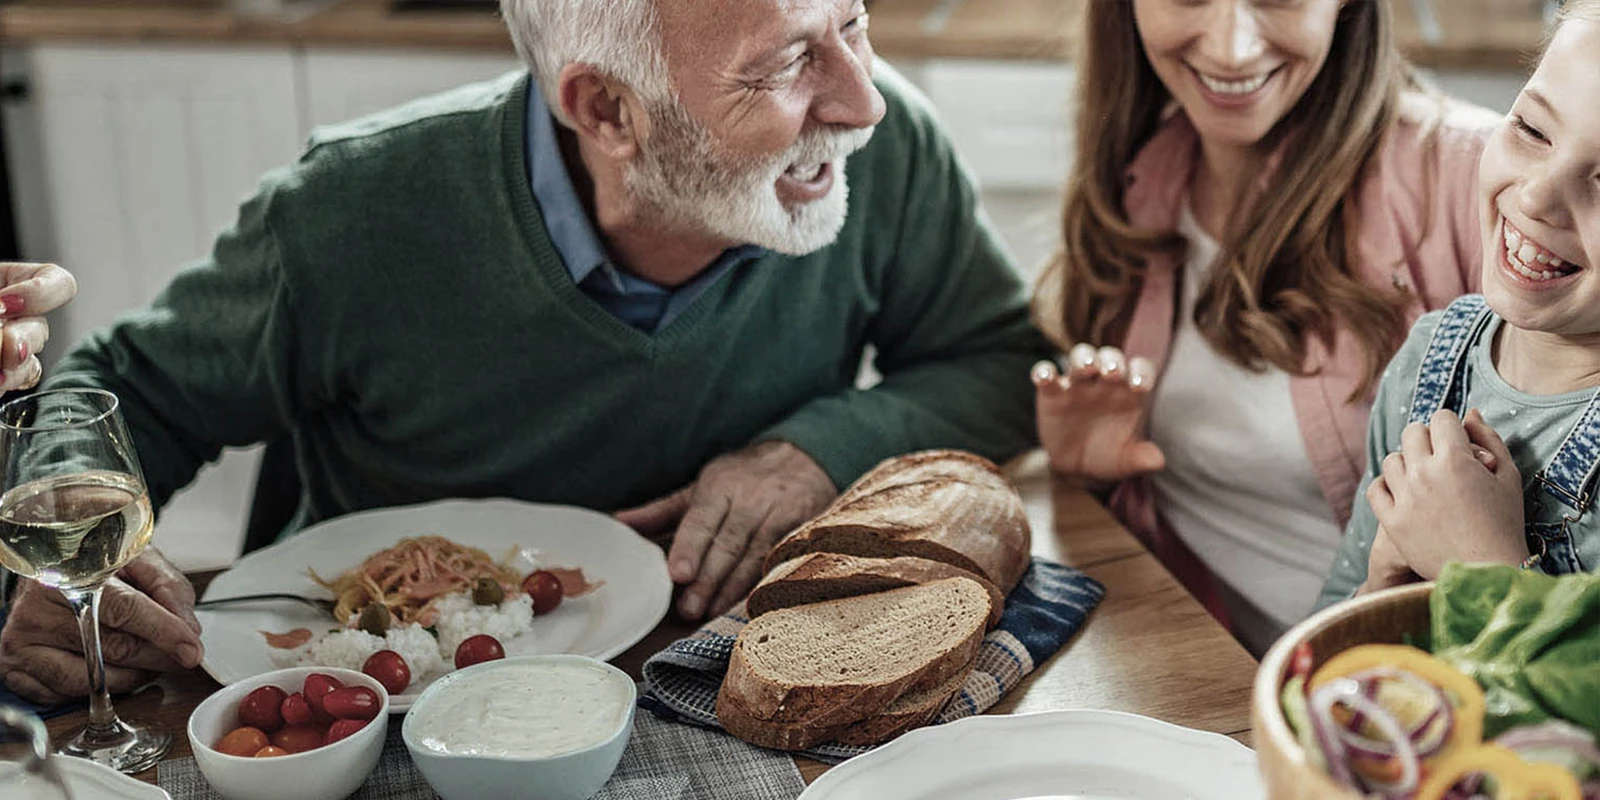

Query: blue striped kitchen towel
[640,557,1105,762]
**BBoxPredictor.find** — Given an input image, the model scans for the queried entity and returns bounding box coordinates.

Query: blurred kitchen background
[0,0,1558,570]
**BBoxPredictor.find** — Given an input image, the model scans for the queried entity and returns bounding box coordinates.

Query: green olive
[356,602,391,636]
[472,577,505,606]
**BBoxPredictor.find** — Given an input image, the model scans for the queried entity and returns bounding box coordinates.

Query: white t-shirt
[1146,204,1344,656]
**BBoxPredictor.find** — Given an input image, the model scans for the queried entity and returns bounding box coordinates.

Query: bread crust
[832,659,973,747]
[748,553,1005,628]
[764,450,1031,592]
[716,577,990,750]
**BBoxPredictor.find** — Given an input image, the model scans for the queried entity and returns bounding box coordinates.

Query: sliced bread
[748,552,1005,629]
[832,658,973,746]
[716,576,991,750]
[763,450,1032,593]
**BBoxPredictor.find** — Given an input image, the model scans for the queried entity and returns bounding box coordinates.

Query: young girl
[1319,0,1600,603]
[1029,0,1494,654]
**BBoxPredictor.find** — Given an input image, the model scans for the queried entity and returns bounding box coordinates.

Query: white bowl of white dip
[401,654,636,800]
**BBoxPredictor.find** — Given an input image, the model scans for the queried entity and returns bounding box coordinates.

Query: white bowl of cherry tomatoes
[186,666,389,800]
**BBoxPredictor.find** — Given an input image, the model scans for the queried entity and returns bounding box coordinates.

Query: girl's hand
[1366,409,1528,580]
[1032,343,1165,486]
[1356,525,1419,596]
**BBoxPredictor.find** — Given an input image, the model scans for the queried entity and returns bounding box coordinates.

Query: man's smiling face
[625,0,886,255]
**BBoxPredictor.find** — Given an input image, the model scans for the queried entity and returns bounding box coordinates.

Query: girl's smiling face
[1478,19,1600,339]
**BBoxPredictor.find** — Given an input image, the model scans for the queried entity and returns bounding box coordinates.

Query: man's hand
[0,262,77,394]
[615,441,837,620]
[1,548,203,704]
[1366,409,1527,581]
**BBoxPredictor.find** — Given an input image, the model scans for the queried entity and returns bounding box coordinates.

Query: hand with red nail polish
[0,262,77,395]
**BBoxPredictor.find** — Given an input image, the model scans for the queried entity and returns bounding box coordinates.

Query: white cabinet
[918,60,1075,193]
[6,43,303,569]
[301,49,521,128]
[17,44,302,352]
[893,59,1074,279]
[2,43,535,569]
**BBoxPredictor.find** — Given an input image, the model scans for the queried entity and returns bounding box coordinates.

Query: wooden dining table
[43,451,1260,788]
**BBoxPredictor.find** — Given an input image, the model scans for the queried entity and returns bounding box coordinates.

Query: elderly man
[0,0,1043,703]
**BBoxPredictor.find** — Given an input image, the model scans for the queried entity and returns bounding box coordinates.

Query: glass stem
[61,585,120,736]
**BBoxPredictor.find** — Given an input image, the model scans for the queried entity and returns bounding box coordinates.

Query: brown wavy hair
[1033,0,1424,399]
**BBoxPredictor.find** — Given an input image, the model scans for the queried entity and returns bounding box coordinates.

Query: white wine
[0,471,153,590]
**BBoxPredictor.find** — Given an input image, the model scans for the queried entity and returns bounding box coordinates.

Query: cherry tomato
[215,726,269,758]
[270,725,326,754]
[522,570,563,615]
[252,745,289,758]
[1291,641,1315,687]
[280,692,314,727]
[362,650,411,695]
[322,685,381,721]
[302,673,343,723]
[454,634,506,669]
[325,718,368,745]
[237,685,286,733]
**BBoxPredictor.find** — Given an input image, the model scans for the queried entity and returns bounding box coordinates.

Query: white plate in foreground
[0,756,172,800]
[196,498,672,711]
[798,710,1263,800]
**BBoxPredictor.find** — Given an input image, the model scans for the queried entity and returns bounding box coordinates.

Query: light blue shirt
[524,83,762,333]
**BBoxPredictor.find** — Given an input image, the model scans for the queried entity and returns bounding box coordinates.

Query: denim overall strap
[1533,389,1600,511]
[1408,294,1493,425]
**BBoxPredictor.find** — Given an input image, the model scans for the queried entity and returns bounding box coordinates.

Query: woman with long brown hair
[1029,0,1495,655]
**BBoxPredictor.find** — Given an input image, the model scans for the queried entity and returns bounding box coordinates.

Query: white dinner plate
[0,755,172,800]
[798,710,1264,800]
[196,498,672,711]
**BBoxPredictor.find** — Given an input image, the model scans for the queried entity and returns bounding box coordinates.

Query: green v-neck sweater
[47,68,1046,531]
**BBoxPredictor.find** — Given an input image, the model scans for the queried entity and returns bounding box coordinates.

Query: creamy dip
[411,661,631,758]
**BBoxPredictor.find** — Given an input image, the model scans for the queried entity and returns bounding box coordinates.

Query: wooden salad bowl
[1251,582,1434,800]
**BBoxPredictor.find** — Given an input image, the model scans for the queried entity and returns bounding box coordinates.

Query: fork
[194,593,337,616]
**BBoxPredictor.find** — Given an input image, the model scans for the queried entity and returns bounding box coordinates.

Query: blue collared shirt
[524,84,762,334]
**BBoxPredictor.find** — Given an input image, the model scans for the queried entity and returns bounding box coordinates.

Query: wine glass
[0,706,74,800]
[0,388,170,773]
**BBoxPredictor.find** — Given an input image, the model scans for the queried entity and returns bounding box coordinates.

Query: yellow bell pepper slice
[1308,644,1485,765]
[1415,744,1582,800]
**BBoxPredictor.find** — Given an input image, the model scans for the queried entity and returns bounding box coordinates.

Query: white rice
[433,592,534,655]
[384,623,448,678]
[269,590,531,684]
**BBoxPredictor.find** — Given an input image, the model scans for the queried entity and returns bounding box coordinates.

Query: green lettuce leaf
[1431,562,1600,739]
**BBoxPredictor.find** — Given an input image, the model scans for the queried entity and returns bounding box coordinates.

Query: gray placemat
[158,701,806,800]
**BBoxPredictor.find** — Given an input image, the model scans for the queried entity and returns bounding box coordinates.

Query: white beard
[624,101,875,256]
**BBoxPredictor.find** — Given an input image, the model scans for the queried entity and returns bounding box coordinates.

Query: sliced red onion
[1307,678,1361,791]
[1493,719,1600,764]
[1336,668,1455,760]
[1344,671,1381,732]
[1310,678,1422,797]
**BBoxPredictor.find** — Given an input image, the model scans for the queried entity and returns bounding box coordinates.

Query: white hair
[500,0,672,123]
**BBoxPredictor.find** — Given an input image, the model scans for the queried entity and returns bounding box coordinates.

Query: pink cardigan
[1105,101,1496,621]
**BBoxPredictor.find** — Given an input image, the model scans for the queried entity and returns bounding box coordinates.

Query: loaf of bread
[763,450,1032,593]
[716,576,991,751]
[832,659,973,747]
[749,552,1005,629]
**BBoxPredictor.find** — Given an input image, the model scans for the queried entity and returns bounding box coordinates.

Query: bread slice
[717,656,974,750]
[764,450,1032,593]
[749,553,1005,629]
[832,658,972,747]
[716,577,991,751]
